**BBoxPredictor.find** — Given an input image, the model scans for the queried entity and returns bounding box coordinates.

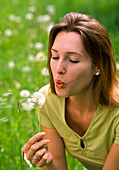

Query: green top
[40,84,119,170]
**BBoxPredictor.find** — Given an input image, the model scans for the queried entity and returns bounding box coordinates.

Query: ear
[94,66,100,76]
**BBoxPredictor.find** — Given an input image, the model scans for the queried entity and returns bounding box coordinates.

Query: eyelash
[51,57,79,63]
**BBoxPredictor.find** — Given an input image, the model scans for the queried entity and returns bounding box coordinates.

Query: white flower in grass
[41,67,49,76]
[8,61,15,69]
[37,15,51,22]
[4,29,13,36]
[28,6,36,13]
[8,14,21,22]
[35,52,46,62]
[25,13,33,20]
[22,66,31,73]
[32,91,46,108]
[20,90,30,98]
[46,5,55,15]
[28,54,35,62]
[34,42,43,50]
[117,62,119,70]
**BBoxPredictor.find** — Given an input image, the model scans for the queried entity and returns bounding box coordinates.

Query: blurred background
[0,0,119,169]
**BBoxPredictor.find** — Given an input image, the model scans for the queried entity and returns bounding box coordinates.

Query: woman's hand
[22,132,53,168]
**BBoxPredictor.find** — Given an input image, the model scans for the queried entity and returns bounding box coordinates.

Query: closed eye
[51,57,59,60]
[69,59,79,63]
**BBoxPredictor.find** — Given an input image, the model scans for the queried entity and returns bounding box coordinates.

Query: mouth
[55,79,66,88]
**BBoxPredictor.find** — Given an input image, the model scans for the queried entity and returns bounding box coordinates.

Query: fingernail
[39,132,45,135]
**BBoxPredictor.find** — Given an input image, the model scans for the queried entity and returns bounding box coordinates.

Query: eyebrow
[51,48,82,57]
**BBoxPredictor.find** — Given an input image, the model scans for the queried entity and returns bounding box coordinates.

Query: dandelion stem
[36,107,41,132]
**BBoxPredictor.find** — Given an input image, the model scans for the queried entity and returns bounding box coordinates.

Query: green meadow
[0,0,119,169]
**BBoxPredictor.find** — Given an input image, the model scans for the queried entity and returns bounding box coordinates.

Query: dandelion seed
[0,117,8,122]
[4,29,13,36]
[41,67,49,76]
[3,92,12,96]
[35,52,46,62]
[34,42,43,50]
[28,6,36,13]
[20,90,30,98]
[25,13,33,20]
[8,61,15,69]
[37,15,51,22]
[46,5,55,15]
[22,66,31,73]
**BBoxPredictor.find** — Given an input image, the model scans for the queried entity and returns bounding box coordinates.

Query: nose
[56,60,66,75]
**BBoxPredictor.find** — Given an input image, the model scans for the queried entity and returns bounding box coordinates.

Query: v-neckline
[63,98,101,139]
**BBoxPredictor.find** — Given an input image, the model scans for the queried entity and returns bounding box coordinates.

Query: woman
[23,12,119,170]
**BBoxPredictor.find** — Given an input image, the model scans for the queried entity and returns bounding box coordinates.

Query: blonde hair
[47,12,119,106]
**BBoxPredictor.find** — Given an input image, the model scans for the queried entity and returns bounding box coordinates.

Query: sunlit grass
[0,0,119,170]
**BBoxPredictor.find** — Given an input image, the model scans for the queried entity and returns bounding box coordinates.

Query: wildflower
[22,66,31,73]
[4,29,13,36]
[25,13,33,20]
[37,15,51,22]
[32,91,46,108]
[20,90,30,98]
[3,92,12,96]
[35,52,46,62]
[46,5,55,15]
[41,67,49,76]
[28,6,36,13]
[8,61,15,69]
[34,42,43,50]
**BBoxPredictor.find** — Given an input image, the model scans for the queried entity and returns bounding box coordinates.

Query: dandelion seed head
[46,5,55,15]
[32,92,46,108]
[28,6,36,13]
[117,62,119,70]
[34,42,43,50]
[14,80,21,89]
[4,29,13,36]
[35,52,46,62]
[8,61,15,69]
[22,66,31,73]
[37,15,51,22]
[20,90,30,98]
[47,22,54,33]
[25,13,33,20]
[41,67,49,76]
[28,54,35,62]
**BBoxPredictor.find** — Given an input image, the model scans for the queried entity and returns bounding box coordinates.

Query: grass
[0,0,119,170]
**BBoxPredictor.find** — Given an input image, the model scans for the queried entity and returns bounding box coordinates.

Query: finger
[32,148,47,164]
[46,151,53,164]
[36,152,48,168]
[26,139,49,161]
[23,132,45,152]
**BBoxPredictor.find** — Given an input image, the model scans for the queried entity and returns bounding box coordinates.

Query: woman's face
[50,31,97,98]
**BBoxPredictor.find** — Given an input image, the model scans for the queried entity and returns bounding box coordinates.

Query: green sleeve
[114,115,119,144]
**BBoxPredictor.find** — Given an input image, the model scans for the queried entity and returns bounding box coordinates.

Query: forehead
[52,31,89,58]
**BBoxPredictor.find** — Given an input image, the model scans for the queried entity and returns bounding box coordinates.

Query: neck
[68,93,97,114]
